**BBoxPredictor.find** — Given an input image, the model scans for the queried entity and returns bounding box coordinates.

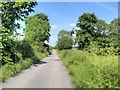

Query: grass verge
[0,52,47,83]
[57,50,119,88]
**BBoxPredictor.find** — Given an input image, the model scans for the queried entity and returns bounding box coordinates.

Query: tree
[110,18,119,48]
[24,13,51,53]
[25,13,50,43]
[1,1,37,64]
[76,13,98,49]
[95,20,111,48]
[1,1,37,33]
[57,30,73,50]
[95,18,119,48]
[109,18,119,54]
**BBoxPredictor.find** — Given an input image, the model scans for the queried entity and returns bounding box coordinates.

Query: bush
[0,58,33,82]
[17,40,34,59]
[86,42,118,56]
[57,50,119,88]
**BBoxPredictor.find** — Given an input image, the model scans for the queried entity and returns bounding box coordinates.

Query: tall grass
[58,50,119,88]
[0,52,47,83]
[0,58,33,82]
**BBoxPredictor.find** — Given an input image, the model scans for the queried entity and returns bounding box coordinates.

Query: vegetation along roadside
[0,1,52,82]
[56,13,119,88]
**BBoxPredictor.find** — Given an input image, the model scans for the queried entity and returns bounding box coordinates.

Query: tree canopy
[76,13,98,48]
[1,1,37,33]
[1,1,37,65]
[56,30,73,50]
[24,13,51,54]
[75,13,119,55]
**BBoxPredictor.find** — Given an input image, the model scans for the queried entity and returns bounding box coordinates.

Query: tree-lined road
[2,50,73,88]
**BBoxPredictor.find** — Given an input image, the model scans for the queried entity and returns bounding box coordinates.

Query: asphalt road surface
[2,50,73,88]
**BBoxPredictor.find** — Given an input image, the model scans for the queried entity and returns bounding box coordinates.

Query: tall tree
[1,1,37,64]
[57,30,73,50]
[24,13,51,53]
[76,13,98,49]
[110,18,119,49]
[95,20,111,48]
[1,1,37,33]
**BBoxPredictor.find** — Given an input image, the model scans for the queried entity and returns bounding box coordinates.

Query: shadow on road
[33,60,47,67]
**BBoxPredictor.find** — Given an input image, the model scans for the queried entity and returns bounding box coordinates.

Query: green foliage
[16,39,34,59]
[76,13,98,48]
[0,58,33,82]
[1,1,37,65]
[0,25,34,65]
[2,1,37,32]
[85,41,118,56]
[58,50,119,88]
[24,13,51,43]
[24,13,51,54]
[75,13,119,55]
[110,18,119,49]
[56,30,73,50]
[0,25,19,64]
[1,1,51,83]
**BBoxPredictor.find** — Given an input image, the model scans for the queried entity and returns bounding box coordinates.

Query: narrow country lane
[2,50,73,88]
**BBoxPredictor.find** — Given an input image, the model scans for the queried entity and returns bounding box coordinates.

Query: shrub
[58,50,119,88]
[0,58,33,82]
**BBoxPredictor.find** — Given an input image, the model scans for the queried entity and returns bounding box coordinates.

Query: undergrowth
[58,50,119,88]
